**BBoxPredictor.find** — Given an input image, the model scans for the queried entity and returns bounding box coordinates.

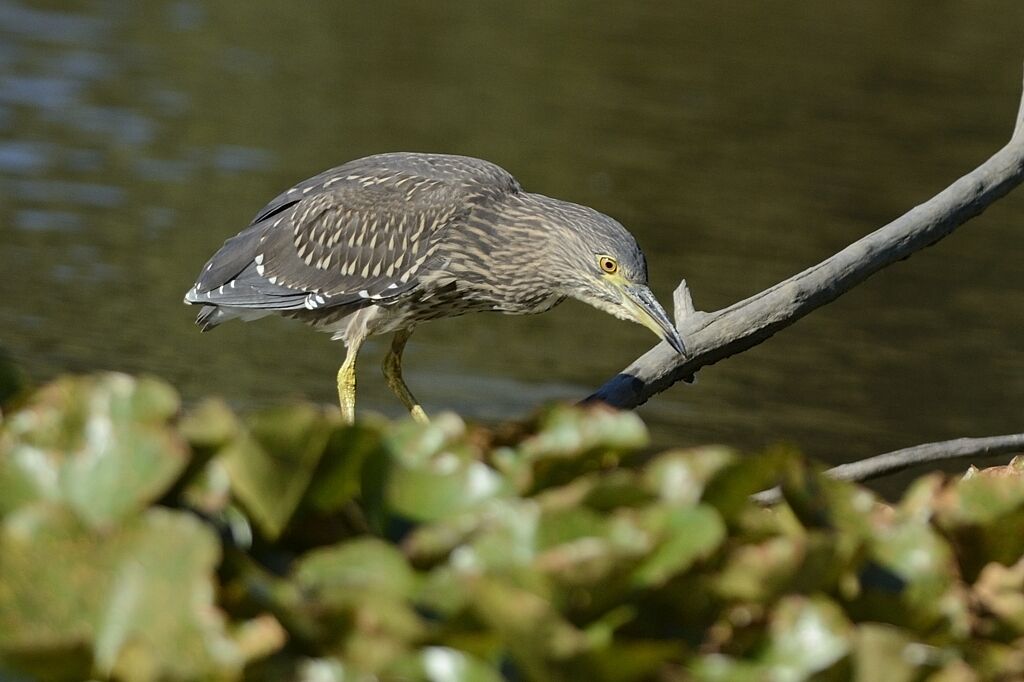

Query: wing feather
[185,152,519,314]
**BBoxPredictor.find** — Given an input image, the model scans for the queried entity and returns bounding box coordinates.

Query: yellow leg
[382,329,428,423]
[337,338,362,424]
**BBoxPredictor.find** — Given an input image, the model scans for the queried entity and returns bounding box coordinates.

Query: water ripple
[0,140,53,174]
[15,209,82,232]
[0,0,110,44]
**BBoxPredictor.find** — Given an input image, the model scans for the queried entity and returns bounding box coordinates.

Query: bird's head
[537,196,685,355]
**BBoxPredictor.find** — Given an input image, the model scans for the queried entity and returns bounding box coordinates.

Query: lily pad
[295,537,417,600]
[631,505,726,588]
[0,374,187,526]
[386,447,510,523]
[0,505,259,680]
[643,447,735,507]
[764,596,852,677]
[518,405,648,462]
[223,403,334,538]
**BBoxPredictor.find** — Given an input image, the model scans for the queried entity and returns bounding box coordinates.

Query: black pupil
[603,260,614,271]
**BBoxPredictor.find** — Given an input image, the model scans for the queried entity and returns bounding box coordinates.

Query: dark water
[2,1,1023,490]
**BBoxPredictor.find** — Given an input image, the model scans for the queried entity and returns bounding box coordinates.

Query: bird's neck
[437,192,578,310]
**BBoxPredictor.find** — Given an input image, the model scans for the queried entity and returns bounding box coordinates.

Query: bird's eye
[598,256,619,274]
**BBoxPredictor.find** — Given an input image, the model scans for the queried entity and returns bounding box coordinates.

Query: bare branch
[753,433,1024,505]
[588,71,1024,409]
[1016,60,1024,139]
[823,434,1024,482]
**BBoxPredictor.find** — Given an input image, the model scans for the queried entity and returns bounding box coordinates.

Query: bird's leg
[382,328,428,424]
[337,337,363,424]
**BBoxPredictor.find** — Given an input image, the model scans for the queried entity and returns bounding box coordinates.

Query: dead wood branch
[588,68,1024,409]
[753,433,1024,505]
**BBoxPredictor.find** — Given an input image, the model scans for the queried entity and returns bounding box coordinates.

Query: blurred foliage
[2,374,1024,681]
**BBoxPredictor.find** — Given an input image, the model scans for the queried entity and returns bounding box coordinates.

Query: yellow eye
[598,256,619,274]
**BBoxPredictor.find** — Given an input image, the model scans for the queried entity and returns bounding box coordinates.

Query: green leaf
[643,447,736,507]
[534,508,618,585]
[867,513,963,632]
[305,422,386,511]
[471,577,588,673]
[631,505,726,588]
[223,403,334,539]
[852,624,920,682]
[0,506,261,680]
[295,537,417,601]
[691,597,852,681]
[179,397,240,449]
[290,539,424,673]
[764,596,852,677]
[714,535,806,602]
[935,474,1024,576]
[974,559,1024,635]
[947,472,1024,525]
[388,647,504,682]
[0,374,187,525]
[384,412,468,466]
[701,447,796,521]
[518,405,648,461]
[386,441,510,523]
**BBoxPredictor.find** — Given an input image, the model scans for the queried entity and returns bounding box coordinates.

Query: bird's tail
[196,305,223,332]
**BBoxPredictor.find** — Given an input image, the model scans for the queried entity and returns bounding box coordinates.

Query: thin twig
[588,69,1024,409]
[753,433,1024,505]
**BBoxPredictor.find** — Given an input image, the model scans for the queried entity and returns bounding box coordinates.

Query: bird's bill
[622,284,686,354]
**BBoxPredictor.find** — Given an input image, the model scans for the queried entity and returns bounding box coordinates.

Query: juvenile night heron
[184,152,684,423]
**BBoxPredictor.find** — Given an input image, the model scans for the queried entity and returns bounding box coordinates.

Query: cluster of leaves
[1,372,1024,681]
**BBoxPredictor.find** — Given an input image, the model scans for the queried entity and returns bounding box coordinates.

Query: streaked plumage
[185,152,683,422]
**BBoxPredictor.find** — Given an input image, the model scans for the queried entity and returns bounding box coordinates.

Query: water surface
[2,1,1023,493]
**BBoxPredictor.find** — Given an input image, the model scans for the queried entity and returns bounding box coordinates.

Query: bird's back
[184,152,522,328]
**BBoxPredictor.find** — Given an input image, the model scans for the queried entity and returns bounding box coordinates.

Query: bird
[184,152,684,424]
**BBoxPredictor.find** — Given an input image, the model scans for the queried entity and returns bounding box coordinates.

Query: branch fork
[589,65,1024,486]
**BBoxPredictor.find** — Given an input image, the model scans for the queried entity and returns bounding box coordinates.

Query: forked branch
[589,67,1024,409]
